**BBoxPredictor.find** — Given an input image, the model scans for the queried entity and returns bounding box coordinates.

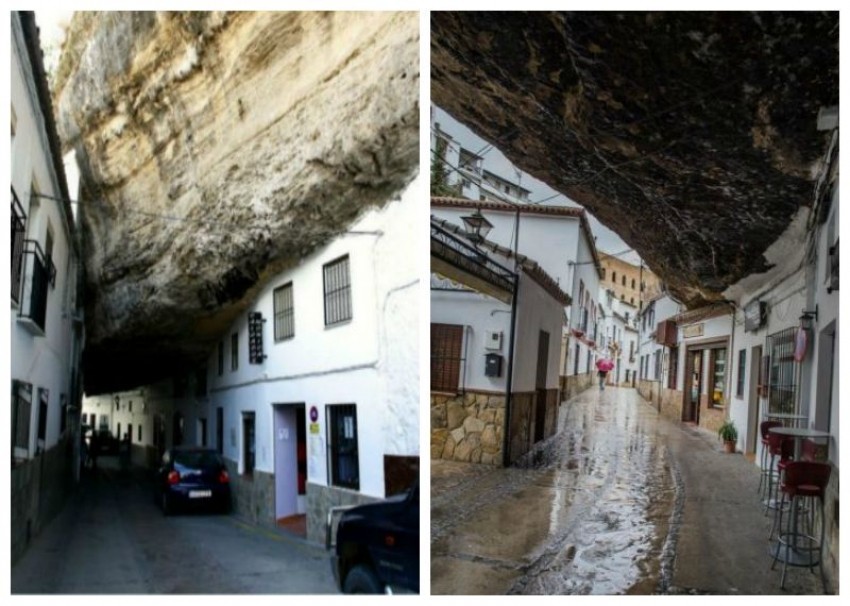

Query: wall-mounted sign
[309,406,318,422]
[682,323,704,339]
[744,300,767,332]
[309,423,320,434]
[248,311,267,364]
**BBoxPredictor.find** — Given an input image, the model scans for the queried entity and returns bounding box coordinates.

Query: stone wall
[11,436,76,564]
[659,388,684,423]
[306,482,379,544]
[822,466,840,592]
[637,379,661,411]
[223,459,275,528]
[699,396,726,434]
[560,373,593,402]
[431,391,505,465]
[507,390,558,464]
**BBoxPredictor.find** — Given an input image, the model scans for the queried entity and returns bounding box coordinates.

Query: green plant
[718,419,738,442]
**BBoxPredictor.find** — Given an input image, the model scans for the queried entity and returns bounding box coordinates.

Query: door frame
[746,345,763,454]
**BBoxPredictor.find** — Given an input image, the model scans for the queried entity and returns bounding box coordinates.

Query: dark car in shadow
[156,446,231,515]
[326,479,419,594]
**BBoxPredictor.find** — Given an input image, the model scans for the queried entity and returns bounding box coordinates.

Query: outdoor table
[767,426,831,567]
[763,412,808,428]
[768,427,830,461]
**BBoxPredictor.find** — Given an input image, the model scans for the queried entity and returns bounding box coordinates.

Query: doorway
[273,403,307,536]
[534,331,550,443]
[684,350,703,424]
[746,345,763,454]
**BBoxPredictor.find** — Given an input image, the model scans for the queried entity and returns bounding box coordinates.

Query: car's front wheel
[343,564,384,594]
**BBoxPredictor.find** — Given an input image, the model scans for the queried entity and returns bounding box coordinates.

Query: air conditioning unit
[485,330,503,351]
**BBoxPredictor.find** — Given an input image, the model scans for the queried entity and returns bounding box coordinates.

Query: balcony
[16,239,55,335]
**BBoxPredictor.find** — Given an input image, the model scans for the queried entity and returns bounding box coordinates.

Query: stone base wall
[306,482,379,544]
[699,396,726,434]
[637,379,661,410]
[11,435,76,564]
[560,373,593,402]
[224,459,275,529]
[659,388,684,422]
[822,466,840,592]
[431,391,505,465]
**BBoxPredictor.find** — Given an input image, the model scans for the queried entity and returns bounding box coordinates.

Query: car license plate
[189,490,212,499]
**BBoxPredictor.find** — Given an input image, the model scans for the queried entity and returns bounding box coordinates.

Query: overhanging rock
[431,12,838,307]
[54,12,419,393]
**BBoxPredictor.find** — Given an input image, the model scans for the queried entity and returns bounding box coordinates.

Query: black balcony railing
[19,239,50,332]
[12,188,27,304]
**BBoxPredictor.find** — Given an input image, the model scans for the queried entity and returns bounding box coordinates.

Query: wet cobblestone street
[431,386,826,595]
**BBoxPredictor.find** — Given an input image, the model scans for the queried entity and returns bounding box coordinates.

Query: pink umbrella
[596,358,614,372]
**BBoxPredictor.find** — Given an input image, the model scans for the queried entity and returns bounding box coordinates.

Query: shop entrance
[273,403,307,536]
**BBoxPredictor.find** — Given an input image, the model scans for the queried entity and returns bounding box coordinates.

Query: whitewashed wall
[511,273,566,392]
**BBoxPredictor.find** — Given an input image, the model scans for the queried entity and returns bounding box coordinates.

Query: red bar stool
[759,421,783,498]
[768,436,795,540]
[764,431,793,518]
[770,461,831,591]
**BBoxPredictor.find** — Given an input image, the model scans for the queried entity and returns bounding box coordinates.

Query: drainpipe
[501,271,520,467]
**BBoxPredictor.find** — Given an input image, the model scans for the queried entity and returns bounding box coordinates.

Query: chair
[771,461,832,591]
[758,421,783,497]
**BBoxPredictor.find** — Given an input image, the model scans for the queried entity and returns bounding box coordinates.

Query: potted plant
[718,420,738,453]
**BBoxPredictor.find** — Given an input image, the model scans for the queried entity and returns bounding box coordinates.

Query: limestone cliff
[431,12,838,307]
[54,12,419,393]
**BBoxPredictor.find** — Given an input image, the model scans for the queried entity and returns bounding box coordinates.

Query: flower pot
[723,440,736,454]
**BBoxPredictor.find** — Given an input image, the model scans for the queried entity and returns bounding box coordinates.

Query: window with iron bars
[327,404,359,490]
[323,255,352,326]
[431,323,464,392]
[273,282,294,341]
[12,380,33,457]
[766,327,798,414]
[11,188,27,304]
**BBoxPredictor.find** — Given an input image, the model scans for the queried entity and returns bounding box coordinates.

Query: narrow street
[431,387,823,595]
[11,459,336,594]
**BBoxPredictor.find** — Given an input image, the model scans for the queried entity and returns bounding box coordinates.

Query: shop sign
[744,300,766,332]
[682,323,704,338]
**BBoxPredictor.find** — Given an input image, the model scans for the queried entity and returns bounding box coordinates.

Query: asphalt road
[11,459,336,594]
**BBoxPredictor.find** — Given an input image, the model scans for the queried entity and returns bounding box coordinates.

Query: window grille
[323,255,352,325]
[327,404,359,490]
[431,323,464,392]
[11,188,26,303]
[273,283,294,340]
[766,327,798,414]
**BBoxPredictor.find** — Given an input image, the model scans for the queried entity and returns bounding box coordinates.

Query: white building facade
[10,11,85,563]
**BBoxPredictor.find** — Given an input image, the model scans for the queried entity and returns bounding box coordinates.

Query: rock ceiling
[54,12,419,393]
[431,12,838,307]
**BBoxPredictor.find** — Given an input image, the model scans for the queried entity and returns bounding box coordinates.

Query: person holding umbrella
[596,357,614,390]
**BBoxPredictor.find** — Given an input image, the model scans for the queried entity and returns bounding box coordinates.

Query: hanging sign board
[744,301,766,332]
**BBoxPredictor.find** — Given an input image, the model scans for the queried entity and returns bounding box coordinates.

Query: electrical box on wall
[485,330,503,351]
[485,353,503,377]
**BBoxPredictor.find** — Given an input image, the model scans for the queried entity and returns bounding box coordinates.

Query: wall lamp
[461,208,493,244]
[800,306,818,331]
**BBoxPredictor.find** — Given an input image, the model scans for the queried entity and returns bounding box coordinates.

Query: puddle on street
[431,387,677,595]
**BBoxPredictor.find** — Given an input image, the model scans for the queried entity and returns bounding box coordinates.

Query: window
[127,423,132,443]
[231,332,239,371]
[273,282,295,341]
[327,404,359,490]
[668,347,679,389]
[630,297,635,305]
[128,400,133,413]
[36,388,48,445]
[12,189,27,304]
[431,323,463,392]
[632,278,636,289]
[653,351,661,380]
[12,380,33,456]
[736,349,746,397]
[216,407,224,454]
[708,348,728,407]
[242,412,255,475]
[323,255,352,326]
[766,328,798,413]
[574,344,580,375]
[622,275,626,286]
[198,418,208,447]
[612,271,617,283]
[137,424,143,442]
[586,350,591,374]
[217,341,224,376]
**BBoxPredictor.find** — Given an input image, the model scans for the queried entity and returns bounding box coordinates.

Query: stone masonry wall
[431,391,505,465]
[660,388,684,423]
[224,459,274,529]
[306,482,379,544]
[822,466,840,592]
[11,436,76,564]
[699,395,726,434]
[561,373,593,402]
[508,392,534,463]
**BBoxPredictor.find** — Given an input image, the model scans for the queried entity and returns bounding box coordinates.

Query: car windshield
[173,451,223,470]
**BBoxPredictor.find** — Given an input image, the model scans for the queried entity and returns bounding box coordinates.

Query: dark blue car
[157,446,232,515]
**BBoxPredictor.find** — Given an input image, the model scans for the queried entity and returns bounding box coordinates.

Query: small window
[632,278,636,289]
[242,412,255,475]
[273,282,295,341]
[137,424,143,442]
[622,275,626,286]
[217,341,224,376]
[231,332,239,371]
[323,255,352,326]
[36,388,49,444]
[431,323,463,392]
[612,271,617,283]
[327,404,359,490]
[736,349,747,398]
[668,347,679,389]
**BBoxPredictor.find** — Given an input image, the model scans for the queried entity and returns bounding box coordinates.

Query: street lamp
[800,307,818,331]
[461,208,493,244]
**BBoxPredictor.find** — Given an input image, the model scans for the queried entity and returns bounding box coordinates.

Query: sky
[432,104,643,266]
